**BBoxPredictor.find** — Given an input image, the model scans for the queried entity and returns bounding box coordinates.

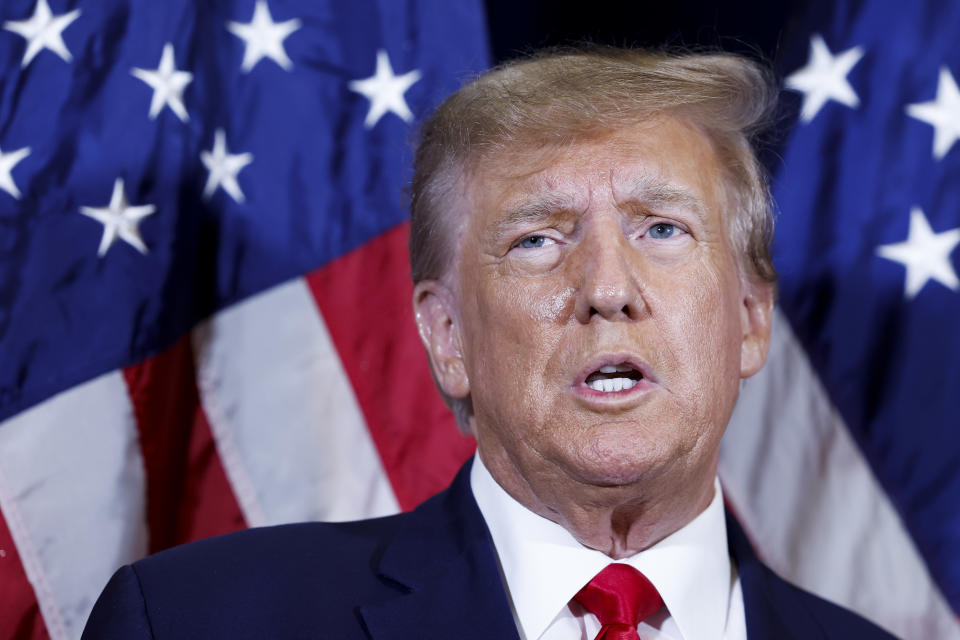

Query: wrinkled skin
[414,116,773,558]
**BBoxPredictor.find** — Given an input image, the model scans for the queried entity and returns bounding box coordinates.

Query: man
[83,48,898,639]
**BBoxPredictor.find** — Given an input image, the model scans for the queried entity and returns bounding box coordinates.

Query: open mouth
[583,363,644,393]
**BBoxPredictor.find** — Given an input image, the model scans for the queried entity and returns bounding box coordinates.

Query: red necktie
[573,564,664,640]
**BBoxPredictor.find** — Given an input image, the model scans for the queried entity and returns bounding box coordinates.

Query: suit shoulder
[793,587,899,639]
[727,511,900,639]
[751,561,900,639]
[113,516,410,639]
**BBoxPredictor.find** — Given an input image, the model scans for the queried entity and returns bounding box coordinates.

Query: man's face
[418,116,772,504]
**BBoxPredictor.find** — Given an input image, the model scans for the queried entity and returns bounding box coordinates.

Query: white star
[905,66,960,160]
[348,49,422,129]
[0,145,31,199]
[876,207,960,299]
[3,0,81,68]
[78,178,156,257]
[227,0,301,73]
[201,129,253,203]
[131,43,193,122]
[785,34,864,123]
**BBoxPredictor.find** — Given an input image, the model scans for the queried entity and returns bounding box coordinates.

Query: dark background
[484,0,798,64]
[482,0,807,174]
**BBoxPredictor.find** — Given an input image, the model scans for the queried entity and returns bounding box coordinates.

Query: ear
[739,278,774,379]
[412,280,470,398]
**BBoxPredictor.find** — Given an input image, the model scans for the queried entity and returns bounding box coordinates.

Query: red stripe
[307,223,476,511]
[0,504,49,639]
[123,336,246,553]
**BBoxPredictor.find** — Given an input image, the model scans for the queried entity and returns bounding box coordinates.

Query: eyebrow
[501,192,580,227]
[496,172,708,231]
[618,173,708,220]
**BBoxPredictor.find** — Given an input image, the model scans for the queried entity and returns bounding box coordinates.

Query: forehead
[463,116,725,219]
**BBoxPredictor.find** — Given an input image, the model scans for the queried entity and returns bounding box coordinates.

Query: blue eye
[648,223,677,239]
[517,235,549,249]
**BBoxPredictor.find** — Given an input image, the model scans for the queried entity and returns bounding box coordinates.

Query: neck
[478,446,717,558]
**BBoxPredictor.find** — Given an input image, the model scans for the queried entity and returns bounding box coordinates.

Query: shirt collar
[470,453,733,640]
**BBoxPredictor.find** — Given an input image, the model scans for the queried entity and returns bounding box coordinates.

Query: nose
[573,222,647,324]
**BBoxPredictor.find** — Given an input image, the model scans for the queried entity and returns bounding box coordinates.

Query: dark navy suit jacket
[83,461,899,639]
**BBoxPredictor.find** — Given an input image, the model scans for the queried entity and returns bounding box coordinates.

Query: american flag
[720,0,960,637]
[0,1,482,637]
[0,0,957,639]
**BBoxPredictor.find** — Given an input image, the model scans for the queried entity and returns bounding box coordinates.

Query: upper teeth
[598,364,633,373]
[588,378,638,393]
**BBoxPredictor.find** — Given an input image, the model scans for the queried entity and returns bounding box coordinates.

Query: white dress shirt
[470,454,747,640]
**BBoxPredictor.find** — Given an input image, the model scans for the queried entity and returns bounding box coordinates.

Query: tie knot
[574,564,664,632]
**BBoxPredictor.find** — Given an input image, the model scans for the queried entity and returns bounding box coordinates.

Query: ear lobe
[739,279,774,379]
[412,280,471,398]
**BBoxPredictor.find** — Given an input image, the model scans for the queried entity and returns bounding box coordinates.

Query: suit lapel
[359,461,520,640]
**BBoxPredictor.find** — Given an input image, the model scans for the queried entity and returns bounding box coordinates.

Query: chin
[563,429,679,488]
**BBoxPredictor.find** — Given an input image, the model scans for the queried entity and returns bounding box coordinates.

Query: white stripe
[0,371,148,640]
[193,276,400,527]
[720,308,960,639]
[0,466,67,640]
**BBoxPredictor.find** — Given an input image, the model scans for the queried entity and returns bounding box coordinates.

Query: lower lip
[573,378,657,402]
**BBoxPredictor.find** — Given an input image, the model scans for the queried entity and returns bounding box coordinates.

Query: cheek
[528,284,576,323]
[468,280,572,397]
[475,279,573,339]
[656,262,743,392]
[465,282,568,451]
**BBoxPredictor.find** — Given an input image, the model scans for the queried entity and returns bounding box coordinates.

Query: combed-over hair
[409,46,779,428]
